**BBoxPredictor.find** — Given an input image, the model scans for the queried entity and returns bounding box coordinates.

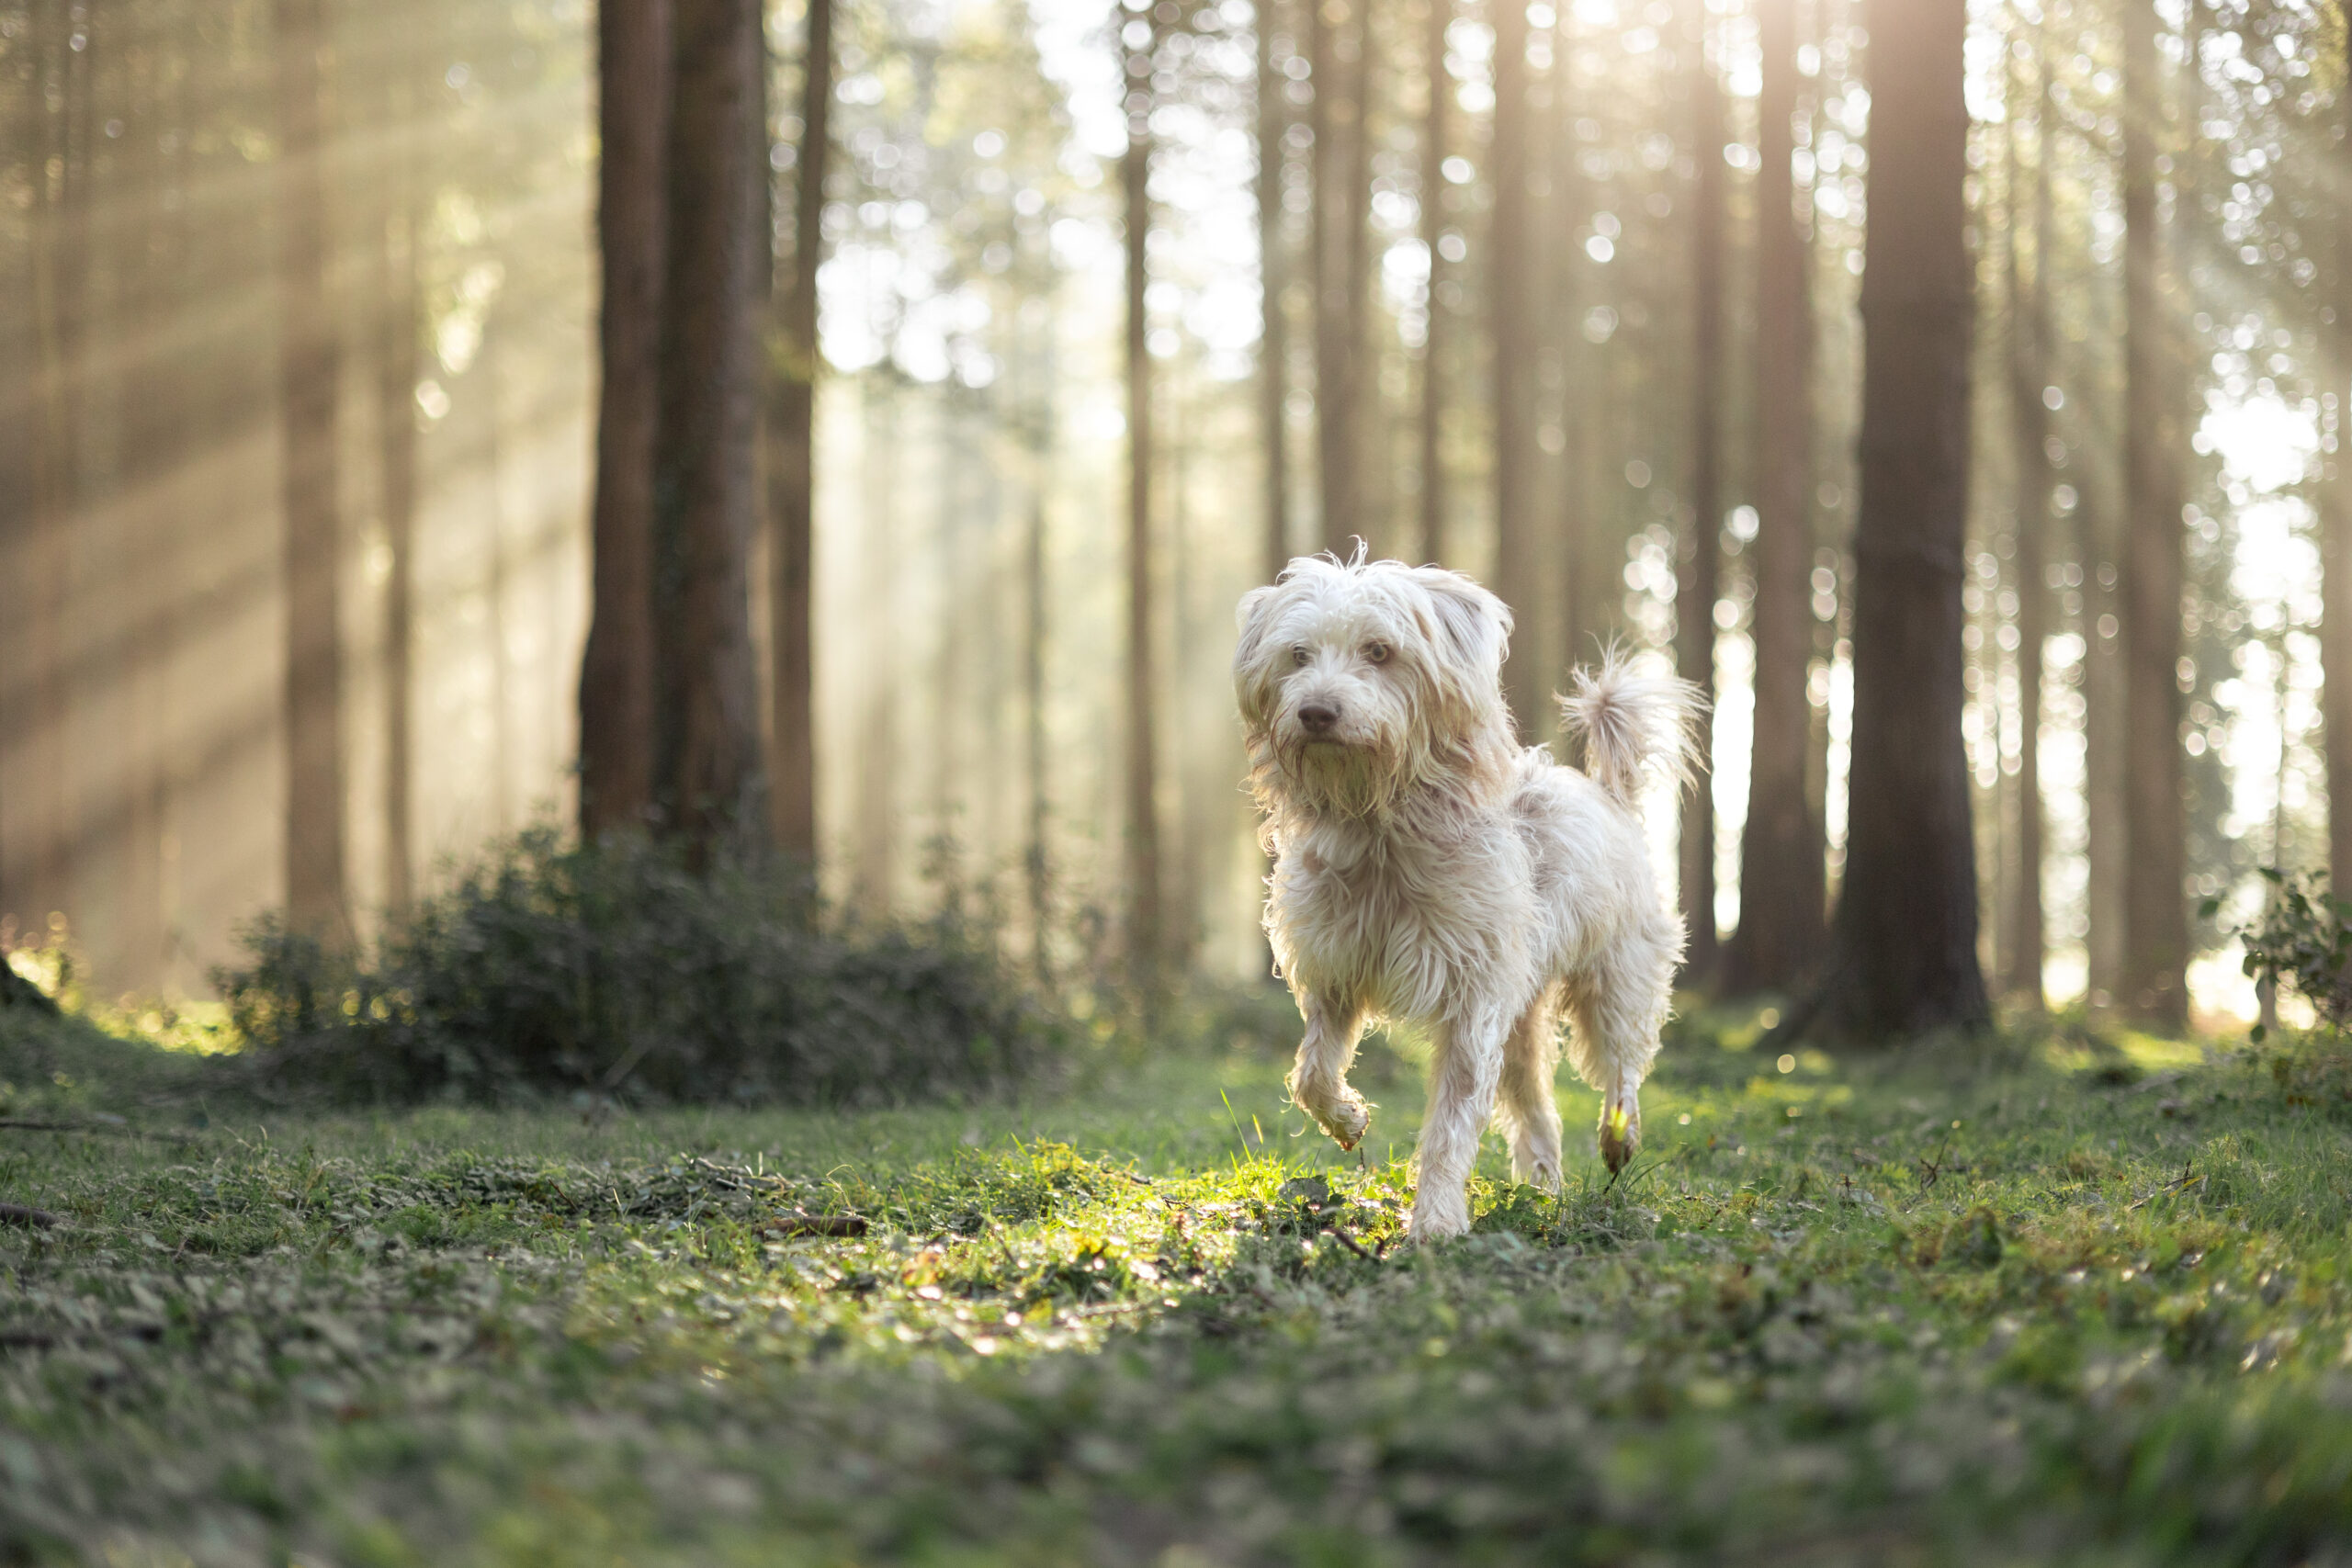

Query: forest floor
[5,1000,2352,1565]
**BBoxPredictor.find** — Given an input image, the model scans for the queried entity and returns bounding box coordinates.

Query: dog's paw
[1318,1089,1372,1152]
[1404,1199,1469,1244]
[1513,1156,1563,1194]
[1598,1100,1639,1173]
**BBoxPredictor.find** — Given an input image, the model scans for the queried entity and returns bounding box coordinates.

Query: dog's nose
[1298,702,1340,735]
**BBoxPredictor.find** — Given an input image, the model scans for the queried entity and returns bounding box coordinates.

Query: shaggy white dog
[1235,551,1704,1241]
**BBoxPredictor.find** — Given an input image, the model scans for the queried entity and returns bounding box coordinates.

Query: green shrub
[216,829,1064,1107]
[2228,869,2352,1034]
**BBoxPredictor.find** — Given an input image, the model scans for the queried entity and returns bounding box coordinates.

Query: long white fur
[1236,552,1705,1241]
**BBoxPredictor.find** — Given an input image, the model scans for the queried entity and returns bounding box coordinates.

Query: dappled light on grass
[13,1010,2352,1559]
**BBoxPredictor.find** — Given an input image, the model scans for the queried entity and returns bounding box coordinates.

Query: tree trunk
[1804,0,1988,1043]
[655,0,769,854]
[1554,9,1592,677]
[277,0,346,935]
[0,5,37,928]
[2326,8,2352,897]
[1489,0,1537,736]
[2084,488,2125,1004]
[1677,0,1724,986]
[580,0,670,840]
[2003,47,2051,1008]
[768,0,831,864]
[1728,0,1822,994]
[1419,0,1448,565]
[18,0,89,937]
[1310,0,1368,555]
[851,379,899,907]
[1024,436,1052,978]
[119,28,188,986]
[1259,0,1292,581]
[1124,11,1164,995]
[377,63,420,913]
[481,322,515,834]
[1340,10,1373,549]
[2120,0,2186,1028]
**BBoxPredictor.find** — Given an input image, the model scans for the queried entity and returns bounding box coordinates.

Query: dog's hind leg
[1286,991,1373,1151]
[1408,1007,1509,1240]
[1495,990,1565,1191]
[1566,928,1677,1173]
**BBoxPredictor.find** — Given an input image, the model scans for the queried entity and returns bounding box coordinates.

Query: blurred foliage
[2226,870,2352,1034]
[213,827,1068,1108]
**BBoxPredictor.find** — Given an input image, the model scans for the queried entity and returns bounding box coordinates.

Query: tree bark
[18,0,89,936]
[1310,0,1370,555]
[1677,0,1724,987]
[655,0,769,854]
[277,0,346,935]
[377,63,420,913]
[1259,0,1292,580]
[0,5,35,928]
[768,0,831,863]
[119,25,188,986]
[2003,46,2051,1008]
[2325,5,2352,897]
[1023,437,1053,978]
[1554,9,1594,674]
[1804,0,1988,1043]
[1419,0,1448,565]
[1489,0,1537,736]
[1728,0,1822,994]
[1341,11,1373,549]
[580,0,671,840]
[1124,8,1163,995]
[2120,0,2186,1028]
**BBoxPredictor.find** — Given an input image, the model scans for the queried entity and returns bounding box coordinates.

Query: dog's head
[1233,553,1516,818]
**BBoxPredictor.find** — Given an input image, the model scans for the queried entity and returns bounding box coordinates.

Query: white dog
[1235,551,1703,1241]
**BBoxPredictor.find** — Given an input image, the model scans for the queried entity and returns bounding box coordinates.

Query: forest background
[0,0,2339,1033]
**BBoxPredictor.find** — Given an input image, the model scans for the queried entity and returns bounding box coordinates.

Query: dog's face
[1234,557,1514,815]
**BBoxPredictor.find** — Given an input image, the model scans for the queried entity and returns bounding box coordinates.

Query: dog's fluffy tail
[1557,648,1708,805]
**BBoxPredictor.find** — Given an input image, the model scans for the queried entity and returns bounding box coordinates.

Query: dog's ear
[1235,583,1279,664]
[1410,568,1512,682]
[1233,583,1284,731]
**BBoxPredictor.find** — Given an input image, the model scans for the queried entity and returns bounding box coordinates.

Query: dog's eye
[1365,641,1391,665]
[1292,645,1310,667]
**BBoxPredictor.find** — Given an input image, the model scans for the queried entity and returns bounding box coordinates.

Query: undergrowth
[7,1010,2352,1562]
[213,828,1064,1108]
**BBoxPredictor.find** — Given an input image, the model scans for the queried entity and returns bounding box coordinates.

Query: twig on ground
[988,1221,1023,1274]
[1917,1133,1952,1190]
[2128,1162,2203,1213]
[761,1211,868,1238]
[1057,1300,1156,1321]
[1322,1226,1379,1264]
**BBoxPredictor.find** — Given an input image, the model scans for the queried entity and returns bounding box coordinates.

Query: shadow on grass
[10,1003,2352,1563]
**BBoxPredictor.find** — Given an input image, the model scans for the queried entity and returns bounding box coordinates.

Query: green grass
[7,1006,2352,1565]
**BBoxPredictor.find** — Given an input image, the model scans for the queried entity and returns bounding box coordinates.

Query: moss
[6,1029,2352,1562]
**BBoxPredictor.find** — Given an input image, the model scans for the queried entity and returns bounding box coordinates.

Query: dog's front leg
[1286,991,1372,1151]
[1409,1011,1506,1241]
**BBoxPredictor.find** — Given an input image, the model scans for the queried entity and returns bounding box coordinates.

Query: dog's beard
[1275,731,1407,818]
